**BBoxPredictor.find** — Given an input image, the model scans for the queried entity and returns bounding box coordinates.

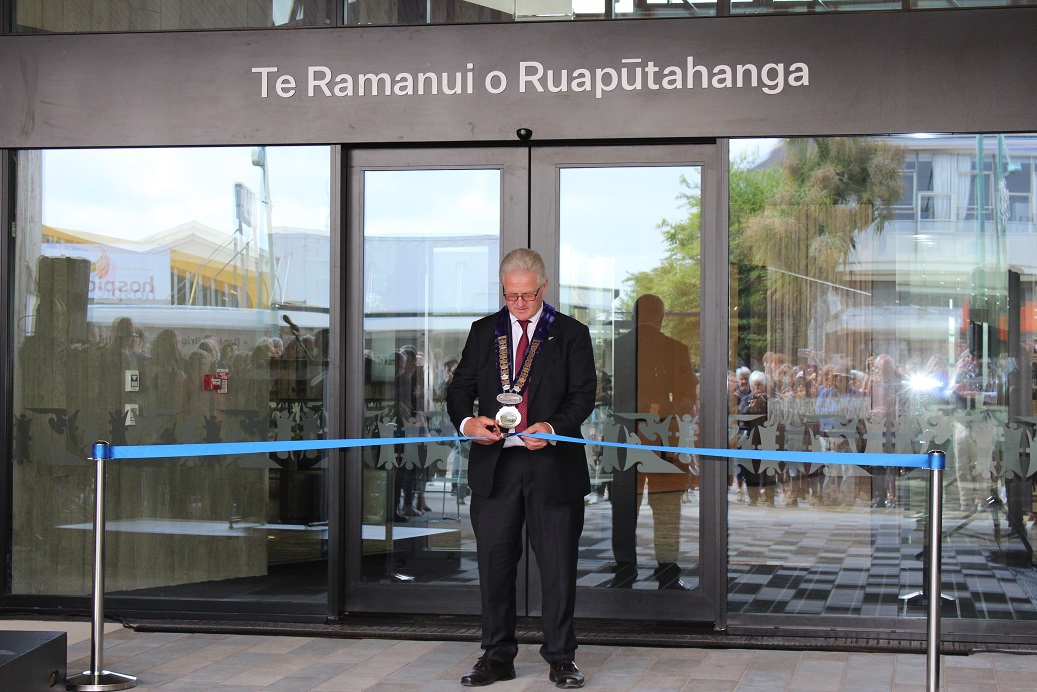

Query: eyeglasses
[502,285,543,303]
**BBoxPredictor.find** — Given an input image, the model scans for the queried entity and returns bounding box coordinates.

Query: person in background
[610,294,697,589]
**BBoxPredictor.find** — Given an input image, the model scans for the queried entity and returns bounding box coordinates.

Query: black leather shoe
[659,578,691,591]
[653,563,689,590]
[461,655,516,686]
[606,562,637,588]
[549,660,584,689]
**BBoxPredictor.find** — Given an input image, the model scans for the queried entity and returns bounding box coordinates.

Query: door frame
[342,142,729,629]
[530,143,727,626]
[343,146,529,615]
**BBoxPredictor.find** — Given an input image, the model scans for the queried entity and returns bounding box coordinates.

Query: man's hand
[522,422,552,450]
[464,416,502,445]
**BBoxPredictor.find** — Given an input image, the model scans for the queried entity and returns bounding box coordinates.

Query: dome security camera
[516,128,533,141]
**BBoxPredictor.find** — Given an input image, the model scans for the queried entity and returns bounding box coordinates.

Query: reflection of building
[41,222,330,309]
[755,136,1037,375]
[39,227,511,373]
[13,219,336,596]
[364,233,497,323]
[33,222,331,343]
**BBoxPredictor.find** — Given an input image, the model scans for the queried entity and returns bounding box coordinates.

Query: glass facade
[11,146,331,606]
[911,0,1036,7]
[730,0,901,14]
[4,135,1037,634]
[14,1,332,32]
[14,0,1030,32]
[8,137,1037,628]
[728,135,1037,622]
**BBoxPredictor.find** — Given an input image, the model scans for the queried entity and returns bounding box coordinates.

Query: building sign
[253,57,810,101]
[42,244,172,304]
[0,9,1034,148]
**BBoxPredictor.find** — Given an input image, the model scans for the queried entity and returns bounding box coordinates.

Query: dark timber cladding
[0,9,1035,148]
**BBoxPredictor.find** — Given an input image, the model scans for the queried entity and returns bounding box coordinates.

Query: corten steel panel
[0,9,1035,148]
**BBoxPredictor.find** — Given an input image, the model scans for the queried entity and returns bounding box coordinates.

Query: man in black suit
[448,248,596,689]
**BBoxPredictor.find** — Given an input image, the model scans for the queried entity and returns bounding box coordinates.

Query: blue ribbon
[522,432,939,469]
[95,433,944,469]
[97,436,466,461]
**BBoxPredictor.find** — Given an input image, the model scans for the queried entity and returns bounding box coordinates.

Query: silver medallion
[495,405,522,431]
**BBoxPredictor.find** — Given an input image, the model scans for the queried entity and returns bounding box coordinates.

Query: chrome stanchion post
[67,441,137,692]
[925,450,945,692]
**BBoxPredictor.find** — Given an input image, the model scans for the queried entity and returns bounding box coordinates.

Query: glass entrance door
[532,145,721,623]
[347,144,721,624]
[348,147,528,614]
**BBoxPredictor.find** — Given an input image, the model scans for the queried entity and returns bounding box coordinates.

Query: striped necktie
[515,320,530,431]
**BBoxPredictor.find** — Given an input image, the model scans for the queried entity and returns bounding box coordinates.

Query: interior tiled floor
[404,479,1037,621]
[0,619,1024,691]
[105,477,1037,624]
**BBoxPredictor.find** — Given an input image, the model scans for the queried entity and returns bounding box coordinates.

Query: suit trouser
[470,446,584,665]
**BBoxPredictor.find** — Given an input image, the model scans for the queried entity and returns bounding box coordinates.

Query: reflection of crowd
[44,316,331,446]
[17,309,331,547]
[735,370,773,506]
[393,345,430,520]
[724,347,1028,515]
[363,345,467,523]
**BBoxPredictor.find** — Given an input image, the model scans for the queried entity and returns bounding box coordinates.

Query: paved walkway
[3,620,1036,691]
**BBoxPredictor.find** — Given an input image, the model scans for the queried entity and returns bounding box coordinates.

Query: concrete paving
[3,619,1036,691]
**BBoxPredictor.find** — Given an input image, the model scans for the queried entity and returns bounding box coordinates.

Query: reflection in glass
[912,0,1037,8]
[15,0,331,32]
[361,169,499,583]
[604,0,715,18]
[348,0,510,24]
[559,165,702,591]
[13,146,331,605]
[346,0,717,23]
[727,0,1034,17]
[730,0,900,14]
[728,135,1037,621]
[14,0,1027,31]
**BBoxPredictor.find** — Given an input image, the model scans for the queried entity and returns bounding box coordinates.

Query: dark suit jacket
[447,307,597,504]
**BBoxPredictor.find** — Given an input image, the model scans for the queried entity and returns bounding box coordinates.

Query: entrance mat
[126,616,1034,655]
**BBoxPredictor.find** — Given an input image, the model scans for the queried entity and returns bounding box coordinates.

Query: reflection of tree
[741,138,905,356]
[621,140,904,367]
[623,173,701,355]
[730,154,782,364]
[623,155,782,363]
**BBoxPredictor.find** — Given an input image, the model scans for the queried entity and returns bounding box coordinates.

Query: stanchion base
[898,590,956,603]
[66,670,137,691]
